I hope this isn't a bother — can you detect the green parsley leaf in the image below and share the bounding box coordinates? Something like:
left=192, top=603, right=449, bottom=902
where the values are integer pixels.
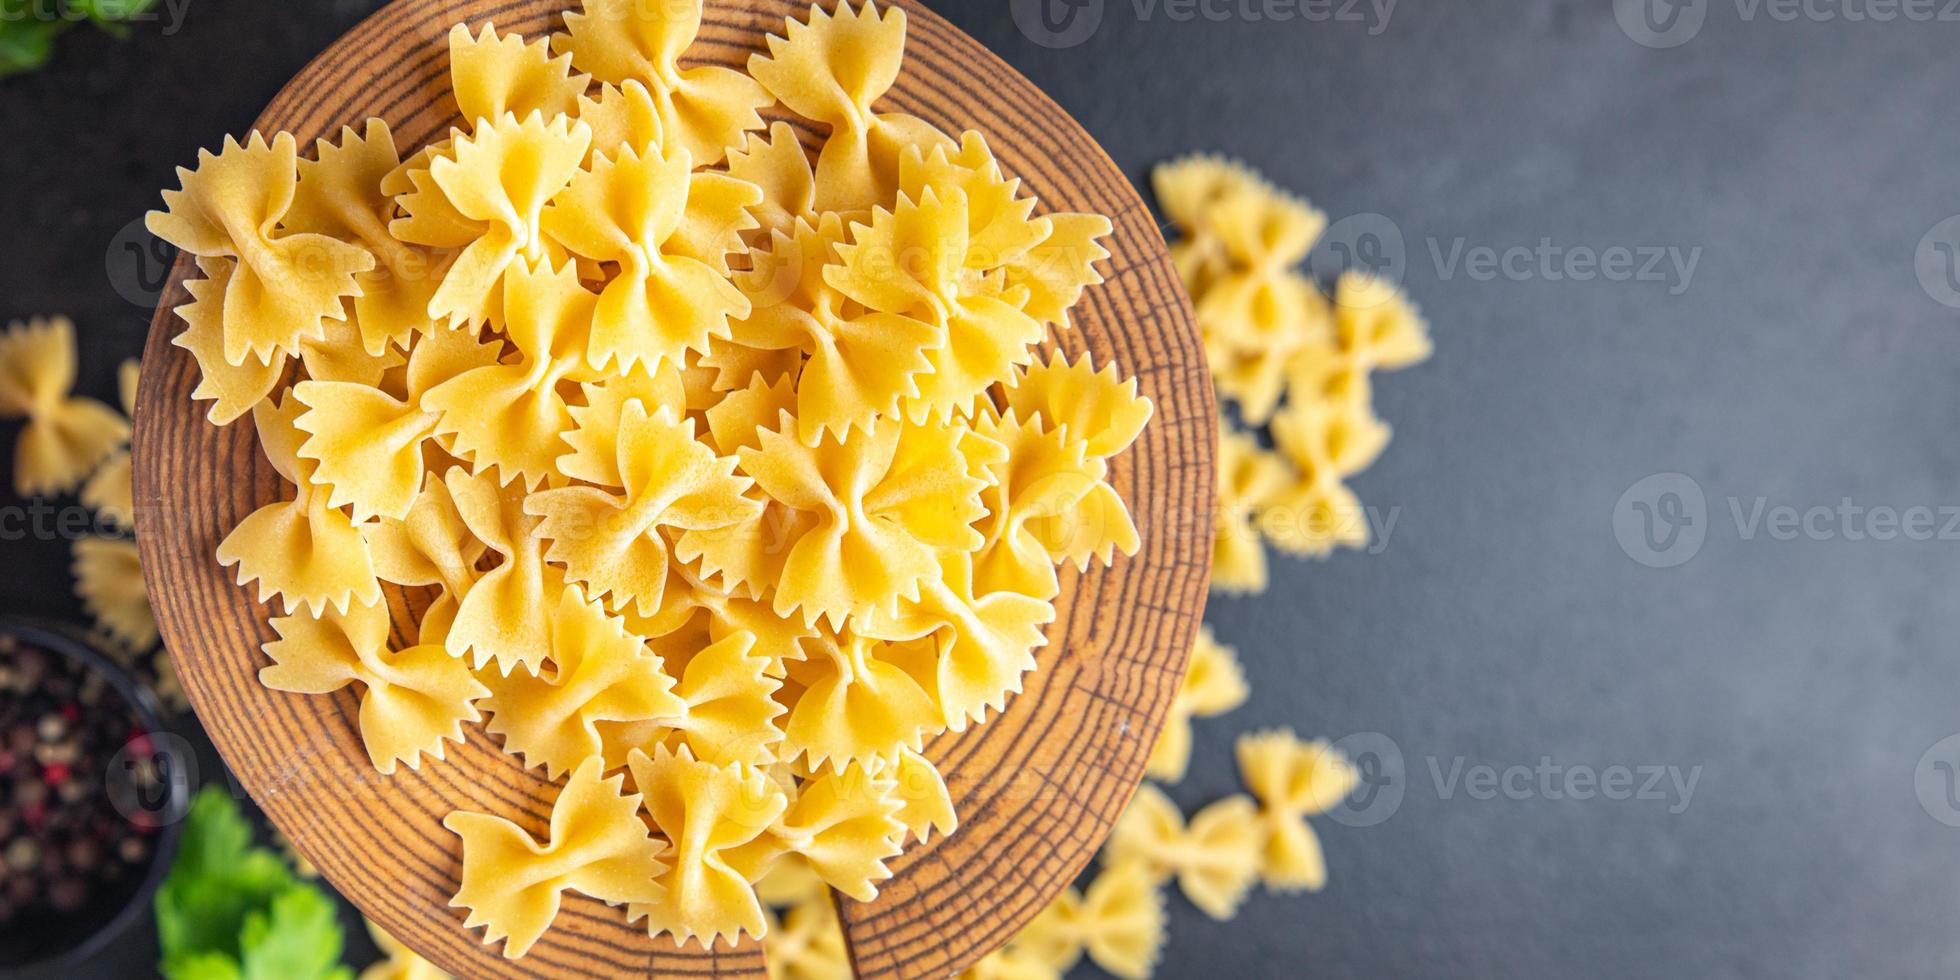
left=155, top=788, right=351, bottom=980
left=0, top=19, right=71, bottom=79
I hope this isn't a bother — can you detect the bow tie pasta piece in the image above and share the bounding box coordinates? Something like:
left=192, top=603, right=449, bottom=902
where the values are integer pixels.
left=857, top=551, right=1053, bottom=732
left=626, top=745, right=787, bottom=946
left=731, top=216, right=938, bottom=442
left=703, top=372, right=797, bottom=457
left=146, top=132, right=375, bottom=367
left=778, top=628, right=942, bottom=773
left=170, top=258, right=285, bottom=425
left=750, top=761, right=906, bottom=902
left=1208, top=287, right=1327, bottom=425
left=894, top=130, right=1114, bottom=330
left=72, top=537, right=157, bottom=653
left=1207, top=183, right=1325, bottom=274
left=261, top=598, right=489, bottom=773
left=725, top=122, right=817, bottom=239
left=294, top=323, right=500, bottom=522
left=1013, top=859, right=1167, bottom=980
left=962, top=944, right=1066, bottom=980
left=1002, top=212, right=1113, bottom=331
left=448, top=23, right=589, bottom=132
left=480, top=587, right=687, bottom=779
left=528, top=402, right=760, bottom=617
left=753, top=853, right=826, bottom=907
left=362, top=470, right=488, bottom=645
left=969, top=409, right=1108, bottom=601
left=1235, top=729, right=1358, bottom=891
left=1265, top=398, right=1390, bottom=558
left=215, top=394, right=382, bottom=616
left=79, top=359, right=141, bottom=529
left=554, top=0, right=770, bottom=166
left=409, top=113, right=592, bottom=328
left=0, top=317, right=130, bottom=497
left=762, top=898, right=850, bottom=980
left=446, top=756, right=669, bottom=959
left=716, top=412, right=986, bottom=627
left=557, top=363, right=687, bottom=487
left=443, top=466, right=567, bottom=674
left=1211, top=429, right=1292, bottom=595
left=896, top=132, right=1052, bottom=278
left=1150, top=154, right=1266, bottom=291
left=574, top=79, right=663, bottom=167
left=673, top=171, right=764, bottom=279
left=624, top=560, right=818, bottom=673
left=423, top=257, right=598, bottom=489
left=595, top=630, right=784, bottom=770
left=1105, top=785, right=1263, bottom=922
left=748, top=2, right=951, bottom=214
left=286, top=120, right=450, bottom=357
left=1146, top=627, right=1247, bottom=783
left=1005, top=353, right=1154, bottom=460
left=539, top=142, right=752, bottom=374
left=884, top=745, right=956, bottom=845
left=1284, top=269, right=1433, bottom=408
left=827, top=189, right=1046, bottom=421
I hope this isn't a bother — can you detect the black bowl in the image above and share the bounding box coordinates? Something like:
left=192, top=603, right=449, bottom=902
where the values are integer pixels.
left=0, top=619, right=188, bottom=970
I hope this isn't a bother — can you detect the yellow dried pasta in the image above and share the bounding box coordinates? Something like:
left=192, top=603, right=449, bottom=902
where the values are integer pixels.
left=445, top=756, right=669, bottom=959
left=147, top=0, right=1142, bottom=958
left=1235, top=729, right=1358, bottom=892
left=1146, top=627, right=1248, bottom=783
left=1105, top=784, right=1263, bottom=921
left=0, top=317, right=130, bottom=497
left=72, top=536, right=157, bottom=653
left=79, top=359, right=140, bottom=528
left=1153, top=155, right=1429, bottom=586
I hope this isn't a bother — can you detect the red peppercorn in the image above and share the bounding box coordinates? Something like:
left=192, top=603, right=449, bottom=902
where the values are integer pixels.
left=42, top=762, right=69, bottom=786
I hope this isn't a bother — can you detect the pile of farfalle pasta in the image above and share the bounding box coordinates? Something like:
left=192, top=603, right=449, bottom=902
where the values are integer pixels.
left=144, top=0, right=1147, bottom=960
left=1155, top=157, right=1432, bottom=592
left=957, top=162, right=1430, bottom=978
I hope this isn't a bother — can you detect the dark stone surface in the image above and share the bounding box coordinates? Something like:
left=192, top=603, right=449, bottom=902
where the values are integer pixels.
left=6, top=0, right=1960, bottom=976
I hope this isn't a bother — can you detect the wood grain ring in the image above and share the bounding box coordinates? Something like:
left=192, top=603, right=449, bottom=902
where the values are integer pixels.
left=131, top=0, right=1214, bottom=975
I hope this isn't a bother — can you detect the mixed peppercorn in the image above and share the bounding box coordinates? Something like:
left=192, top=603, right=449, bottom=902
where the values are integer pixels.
left=0, top=632, right=162, bottom=924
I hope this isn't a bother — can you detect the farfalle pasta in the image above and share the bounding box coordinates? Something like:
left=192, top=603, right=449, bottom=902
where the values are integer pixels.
left=145, top=0, right=1146, bottom=960
left=0, top=317, right=130, bottom=497
left=1104, top=784, right=1263, bottom=922
left=1152, top=155, right=1430, bottom=585
left=1145, top=627, right=1248, bottom=783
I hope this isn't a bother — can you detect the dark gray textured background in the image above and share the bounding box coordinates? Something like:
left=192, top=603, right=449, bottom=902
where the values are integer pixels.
left=5, top=0, right=1960, bottom=976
